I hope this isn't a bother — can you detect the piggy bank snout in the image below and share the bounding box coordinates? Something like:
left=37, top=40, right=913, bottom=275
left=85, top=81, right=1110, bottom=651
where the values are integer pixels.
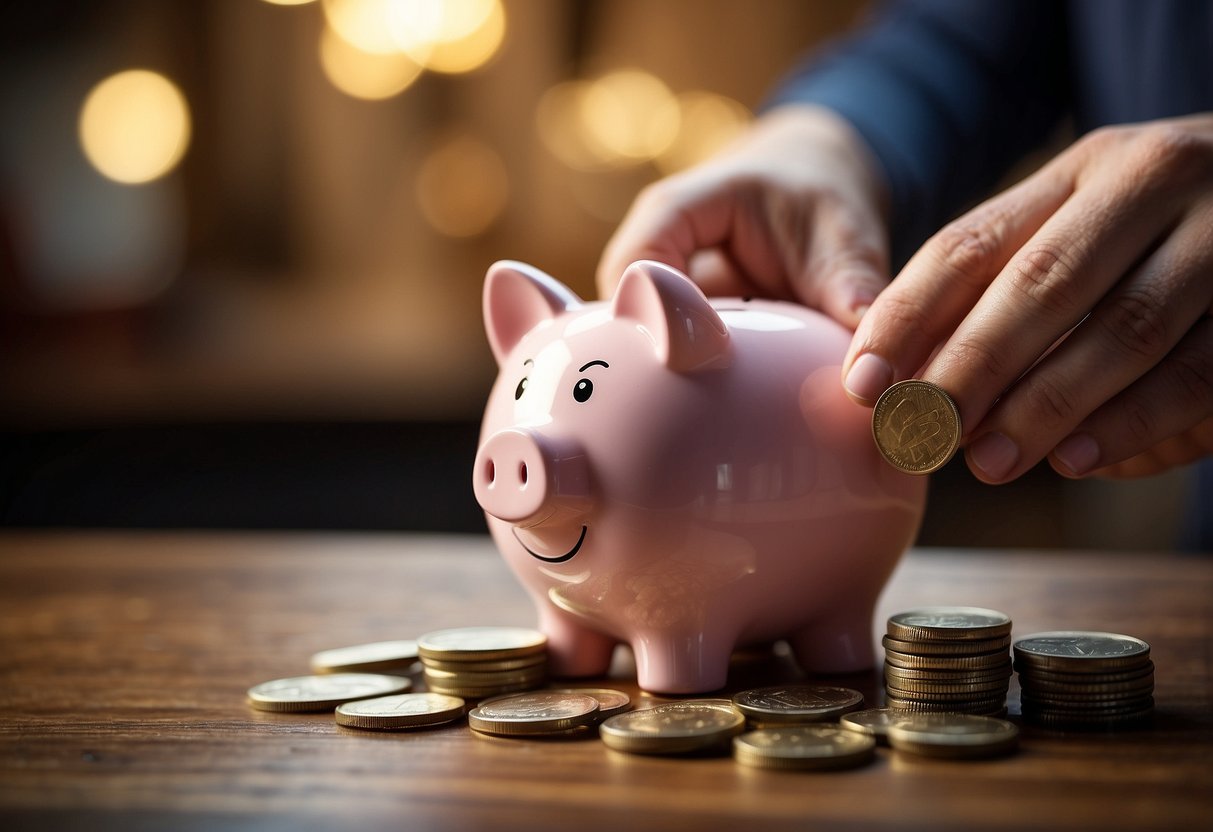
left=473, top=429, right=590, bottom=526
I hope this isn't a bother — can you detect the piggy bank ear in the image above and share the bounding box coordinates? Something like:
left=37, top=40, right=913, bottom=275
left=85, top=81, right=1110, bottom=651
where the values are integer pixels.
left=611, top=260, right=730, bottom=372
left=484, top=261, right=583, bottom=365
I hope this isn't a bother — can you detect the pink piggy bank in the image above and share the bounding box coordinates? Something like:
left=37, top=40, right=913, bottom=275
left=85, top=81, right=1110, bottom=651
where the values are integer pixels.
left=473, top=260, right=926, bottom=694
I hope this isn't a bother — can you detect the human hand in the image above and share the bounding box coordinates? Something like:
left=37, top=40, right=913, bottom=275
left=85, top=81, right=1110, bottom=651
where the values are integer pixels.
left=842, top=114, right=1213, bottom=483
left=596, top=106, right=890, bottom=329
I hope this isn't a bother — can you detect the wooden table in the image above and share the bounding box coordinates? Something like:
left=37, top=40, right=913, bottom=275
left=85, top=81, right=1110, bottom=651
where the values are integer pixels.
left=1, top=532, right=1210, bottom=831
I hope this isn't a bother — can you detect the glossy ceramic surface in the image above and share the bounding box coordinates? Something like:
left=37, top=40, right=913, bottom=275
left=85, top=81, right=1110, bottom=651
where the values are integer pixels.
left=474, top=260, right=926, bottom=693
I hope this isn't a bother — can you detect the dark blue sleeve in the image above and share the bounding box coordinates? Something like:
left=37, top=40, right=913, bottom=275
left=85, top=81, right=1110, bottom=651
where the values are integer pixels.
left=766, top=0, right=1070, bottom=267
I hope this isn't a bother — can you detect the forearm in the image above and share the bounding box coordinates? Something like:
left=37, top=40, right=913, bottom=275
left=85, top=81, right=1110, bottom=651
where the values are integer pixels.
left=767, top=0, right=1070, bottom=267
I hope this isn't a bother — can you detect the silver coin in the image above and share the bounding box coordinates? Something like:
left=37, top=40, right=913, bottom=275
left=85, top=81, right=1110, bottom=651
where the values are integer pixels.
left=732, top=685, right=864, bottom=724
left=247, top=673, right=411, bottom=712
left=1014, top=632, right=1150, bottom=672
left=839, top=708, right=898, bottom=744
left=888, top=607, right=1011, bottom=640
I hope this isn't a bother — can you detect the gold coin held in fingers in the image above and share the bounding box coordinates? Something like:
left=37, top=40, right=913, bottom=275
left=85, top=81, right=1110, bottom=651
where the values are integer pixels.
left=872, top=379, right=961, bottom=474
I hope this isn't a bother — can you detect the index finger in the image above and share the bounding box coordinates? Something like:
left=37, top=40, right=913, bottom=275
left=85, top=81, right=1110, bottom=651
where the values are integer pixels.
left=595, top=176, right=723, bottom=299
left=841, top=164, right=1074, bottom=405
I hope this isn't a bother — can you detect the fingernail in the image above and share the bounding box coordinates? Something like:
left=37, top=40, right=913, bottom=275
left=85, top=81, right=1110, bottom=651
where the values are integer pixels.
left=844, top=353, right=893, bottom=403
left=1053, top=433, right=1100, bottom=476
left=968, top=432, right=1019, bottom=482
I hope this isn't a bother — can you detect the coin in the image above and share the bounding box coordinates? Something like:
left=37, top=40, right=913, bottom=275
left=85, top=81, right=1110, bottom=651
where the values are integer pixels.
left=335, top=692, right=466, bottom=730
left=425, top=679, right=543, bottom=700
left=422, top=659, right=545, bottom=679
left=310, top=640, right=419, bottom=674
left=732, top=685, right=864, bottom=725
left=733, top=726, right=876, bottom=771
left=1013, top=661, right=1154, bottom=686
left=882, top=634, right=1011, bottom=656
left=1020, top=704, right=1154, bottom=727
left=888, top=607, right=1012, bottom=641
left=887, top=713, right=1019, bottom=758
left=247, top=673, right=411, bottom=713
left=1020, top=680, right=1155, bottom=702
left=423, top=665, right=548, bottom=685
left=871, top=379, right=961, bottom=474
left=884, top=663, right=1012, bottom=684
left=885, top=692, right=1008, bottom=714
left=466, top=691, right=599, bottom=736
left=1013, top=631, right=1150, bottom=672
left=884, top=650, right=1012, bottom=671
left=885, top=678, right=1011, bottom=697
left=547, top=688, right=632, bottom=720
left=839, top=708, right=897, bottom=744
left=417, top=626, right=547, bottom=662
left=600, top=700, right=746, bottom=755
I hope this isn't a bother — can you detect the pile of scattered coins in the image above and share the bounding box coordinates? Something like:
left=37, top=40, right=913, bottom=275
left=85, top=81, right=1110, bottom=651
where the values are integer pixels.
left=1014, top=631, right=1155, bottom=727
left=882, top=607, right=1013, bottom=716
left=245, top=625, right=1043, bottom=771
left=245, top=611, right=1159, bottom=773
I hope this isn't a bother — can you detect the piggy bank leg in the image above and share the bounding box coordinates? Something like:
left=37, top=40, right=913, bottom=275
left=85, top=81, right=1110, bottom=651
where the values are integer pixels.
left=631, top=631, right=733, bottom=694
left=537, top=607, right=617, bottom=678
left=790, top=609, right=876, bottom=674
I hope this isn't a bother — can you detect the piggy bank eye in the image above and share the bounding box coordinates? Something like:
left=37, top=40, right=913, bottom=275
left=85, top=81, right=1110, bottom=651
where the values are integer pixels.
left=514, top=377, right=528, bottom=400
left=573, top=378, right=593, bottom=403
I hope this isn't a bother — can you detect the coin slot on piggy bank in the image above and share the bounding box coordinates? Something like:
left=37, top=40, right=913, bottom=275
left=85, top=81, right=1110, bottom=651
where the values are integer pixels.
left=474, top=259, right=927, bottom=694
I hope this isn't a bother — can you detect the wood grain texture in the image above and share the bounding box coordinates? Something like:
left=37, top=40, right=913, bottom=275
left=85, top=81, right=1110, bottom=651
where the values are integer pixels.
left=0, top=532, right=1210, bottom=831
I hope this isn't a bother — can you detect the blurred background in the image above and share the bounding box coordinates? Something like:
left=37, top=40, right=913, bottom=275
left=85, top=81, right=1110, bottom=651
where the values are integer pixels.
left=0, top=0, right=1206, bottom=548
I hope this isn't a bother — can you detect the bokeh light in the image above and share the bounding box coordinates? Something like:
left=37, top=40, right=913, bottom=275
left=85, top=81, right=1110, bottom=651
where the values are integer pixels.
left=260, top=0, right=318, bottom=6
left=78, top=69, right=192, bottom=185
left=416, top=134, right=509, bottom=237
left=322, top=0, right=404, bottom=54
left=322, top=0, right=504, bottom=66
left=539, top=71, right=729, bottom=173
left=578, top=70, right=680, bottom=163
left=319, top=24, right=425, bottom=99
left=420, top=0, right=506, bottom=74
left=656, top=91, right=751, bottom=174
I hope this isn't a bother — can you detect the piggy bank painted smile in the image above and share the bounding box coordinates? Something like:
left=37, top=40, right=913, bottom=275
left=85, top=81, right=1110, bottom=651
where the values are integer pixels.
left=473, top=260, right=926, bottom=694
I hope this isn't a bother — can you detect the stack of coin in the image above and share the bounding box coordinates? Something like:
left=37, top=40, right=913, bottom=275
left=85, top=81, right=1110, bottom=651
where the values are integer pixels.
left=417, top=626, right=548, bottom=699
left=883, top=607, right=1013, bottom=716
left=1014, top=631, right=1154, bottom=727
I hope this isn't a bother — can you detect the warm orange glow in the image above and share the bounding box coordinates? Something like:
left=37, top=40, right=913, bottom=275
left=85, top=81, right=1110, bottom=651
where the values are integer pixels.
left=578, top=70, right=680, bottom=163
left=536, top=80, right=611, bottom=171
left=656, top=91, right=751, bottom=174
left=322, top=0, right=405, bottom=54
left=420, top=0, right=505, bottom=74
left=416, top=134, right=509, bottom=237
left=261, top=0, right=317, bottom=6
left=79, top=69, right=191, bottom=185
left=319, top=24, right=425, bottom=99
